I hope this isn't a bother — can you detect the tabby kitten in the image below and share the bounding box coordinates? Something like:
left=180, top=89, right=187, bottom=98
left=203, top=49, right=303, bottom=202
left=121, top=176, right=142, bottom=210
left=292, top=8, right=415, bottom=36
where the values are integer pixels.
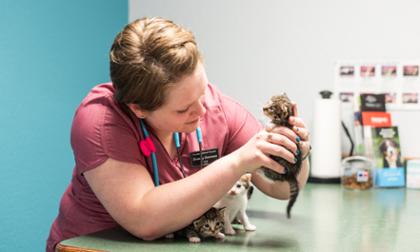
left=262, top=94, right=302, bottom=218
left=167, top=207, right=226, bottom=243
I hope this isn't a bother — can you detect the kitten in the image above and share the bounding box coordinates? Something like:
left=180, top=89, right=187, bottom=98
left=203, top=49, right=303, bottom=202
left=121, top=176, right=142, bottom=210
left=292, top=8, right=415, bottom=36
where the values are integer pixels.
left=262, top=94, right=302, bottom=219
left=166, top=207, right=226, bottom=243
left=214, top=174, right=256, bottom=235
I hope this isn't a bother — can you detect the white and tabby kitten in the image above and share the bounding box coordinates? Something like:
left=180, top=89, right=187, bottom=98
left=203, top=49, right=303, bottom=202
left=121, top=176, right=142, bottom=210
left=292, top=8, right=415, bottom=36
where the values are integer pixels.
left=166, top=207, right=225, bottom=243
left=214, top=174, right=256, bottom=235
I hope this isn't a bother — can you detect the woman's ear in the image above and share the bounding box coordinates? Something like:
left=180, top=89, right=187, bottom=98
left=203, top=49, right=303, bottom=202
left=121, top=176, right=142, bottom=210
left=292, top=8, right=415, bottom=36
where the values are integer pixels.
left=127, top=103, right=147, bottom=119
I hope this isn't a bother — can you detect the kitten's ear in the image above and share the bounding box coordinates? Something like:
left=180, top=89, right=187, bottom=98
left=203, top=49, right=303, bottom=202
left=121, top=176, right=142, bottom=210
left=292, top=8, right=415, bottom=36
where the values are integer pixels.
left=193, top=219, right=202, bottom=229
left=243, top=173, right=252, bottom=183
left=217, top=207, right=226, bottom=216
left=292, top=102, right=298, bottom=116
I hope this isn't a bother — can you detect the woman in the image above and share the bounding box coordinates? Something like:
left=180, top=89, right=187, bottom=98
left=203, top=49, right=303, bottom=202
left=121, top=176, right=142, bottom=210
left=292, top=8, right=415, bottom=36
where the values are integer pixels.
left=47, top=17, right=311, bottom=251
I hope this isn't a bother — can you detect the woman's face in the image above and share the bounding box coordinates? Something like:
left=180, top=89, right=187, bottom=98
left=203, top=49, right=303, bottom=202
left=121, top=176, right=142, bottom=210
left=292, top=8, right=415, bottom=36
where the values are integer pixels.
left=143, top=62, right=208, bottom=135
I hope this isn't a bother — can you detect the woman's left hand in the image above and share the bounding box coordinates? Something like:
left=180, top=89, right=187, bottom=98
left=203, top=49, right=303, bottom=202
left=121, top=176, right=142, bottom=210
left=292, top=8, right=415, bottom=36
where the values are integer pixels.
left=288, top=103, right=311, bottom=160
left=253, top=103, right=311, bottom=199
left=264, top=103, right=311, bottom=162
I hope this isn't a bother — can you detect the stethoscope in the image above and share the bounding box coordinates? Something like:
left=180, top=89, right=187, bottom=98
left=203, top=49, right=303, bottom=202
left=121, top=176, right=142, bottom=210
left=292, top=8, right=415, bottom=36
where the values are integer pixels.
left=139, top=119, right=203, bottom=186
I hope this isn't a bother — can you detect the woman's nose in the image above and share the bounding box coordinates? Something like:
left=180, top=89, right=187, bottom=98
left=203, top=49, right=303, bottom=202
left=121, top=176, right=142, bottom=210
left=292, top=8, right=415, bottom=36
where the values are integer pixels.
left=193, top=100, right=206, bottom=116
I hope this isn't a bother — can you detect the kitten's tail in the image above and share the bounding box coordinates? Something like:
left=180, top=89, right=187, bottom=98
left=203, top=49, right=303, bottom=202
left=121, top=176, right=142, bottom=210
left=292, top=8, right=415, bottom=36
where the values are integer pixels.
left=286, top=177, right=299, bottom=219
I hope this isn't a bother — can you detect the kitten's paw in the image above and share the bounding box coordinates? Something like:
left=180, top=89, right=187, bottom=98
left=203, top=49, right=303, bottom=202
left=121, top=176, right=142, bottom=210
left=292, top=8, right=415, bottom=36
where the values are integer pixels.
left=165, top=233, right=174, bottom=239
left=224, top=227, right=236, bottom=235
left=215, top=232, right=225, bottom=240
left=188, top=237, right=201, bottom=243
left=244, top=224, right=256, bottom=231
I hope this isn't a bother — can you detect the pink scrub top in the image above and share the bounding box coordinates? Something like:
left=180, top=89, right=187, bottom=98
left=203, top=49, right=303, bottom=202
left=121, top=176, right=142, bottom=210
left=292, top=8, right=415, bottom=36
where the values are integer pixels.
left=46, top=82, right=262, bottom=251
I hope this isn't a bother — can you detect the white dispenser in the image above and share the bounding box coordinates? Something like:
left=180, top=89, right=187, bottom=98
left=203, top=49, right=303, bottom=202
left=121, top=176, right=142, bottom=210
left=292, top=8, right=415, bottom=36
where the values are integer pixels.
left=309, top=90, right=342, bottom=183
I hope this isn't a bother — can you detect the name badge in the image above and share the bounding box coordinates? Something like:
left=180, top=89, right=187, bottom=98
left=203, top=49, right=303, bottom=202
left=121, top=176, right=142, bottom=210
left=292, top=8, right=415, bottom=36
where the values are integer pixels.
left=190, top=148, right=219, bottom=168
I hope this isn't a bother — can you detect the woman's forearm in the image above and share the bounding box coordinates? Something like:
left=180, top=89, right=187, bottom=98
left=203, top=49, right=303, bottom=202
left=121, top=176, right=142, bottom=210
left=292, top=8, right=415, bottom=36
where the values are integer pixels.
left=134, top=154, right=244, bottom=239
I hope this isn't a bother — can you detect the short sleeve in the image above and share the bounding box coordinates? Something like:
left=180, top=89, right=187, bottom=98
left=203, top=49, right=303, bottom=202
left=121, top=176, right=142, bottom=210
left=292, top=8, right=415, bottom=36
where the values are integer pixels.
left=221, top=95, right=263, bottom=154
left=71, top=96, right=142, bottom=175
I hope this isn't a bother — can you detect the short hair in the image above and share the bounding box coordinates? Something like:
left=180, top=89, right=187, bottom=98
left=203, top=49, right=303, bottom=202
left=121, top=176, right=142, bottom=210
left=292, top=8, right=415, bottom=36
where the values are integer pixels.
left=110, top=17, right=202, bottom=111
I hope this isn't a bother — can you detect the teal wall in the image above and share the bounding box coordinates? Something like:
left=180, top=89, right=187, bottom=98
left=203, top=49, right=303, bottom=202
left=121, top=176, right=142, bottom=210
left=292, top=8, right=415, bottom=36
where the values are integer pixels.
left=0, top=1, right=127, bottom=250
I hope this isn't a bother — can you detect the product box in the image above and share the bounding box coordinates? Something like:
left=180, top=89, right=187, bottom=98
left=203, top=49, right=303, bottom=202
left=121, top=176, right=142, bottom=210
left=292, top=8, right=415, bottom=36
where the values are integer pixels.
left=371, top=126, right=405, bottom=187
left=361, top=111, right=392, bottom=127
left=361, top=112, right=392, bottom=159
left=360, top=93, right=386, bottom=112
left=407, top=160, right=420, bottom=189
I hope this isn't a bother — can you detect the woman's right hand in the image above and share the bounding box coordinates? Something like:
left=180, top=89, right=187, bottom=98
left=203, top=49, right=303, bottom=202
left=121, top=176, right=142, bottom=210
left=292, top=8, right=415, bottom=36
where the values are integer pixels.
left=233, top=126, right=300, bottom=174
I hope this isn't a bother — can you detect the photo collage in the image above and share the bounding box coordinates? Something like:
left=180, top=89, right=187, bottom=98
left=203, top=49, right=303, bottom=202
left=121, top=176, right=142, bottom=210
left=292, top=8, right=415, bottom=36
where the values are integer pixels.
left=335, top=61, right=420, bottom=110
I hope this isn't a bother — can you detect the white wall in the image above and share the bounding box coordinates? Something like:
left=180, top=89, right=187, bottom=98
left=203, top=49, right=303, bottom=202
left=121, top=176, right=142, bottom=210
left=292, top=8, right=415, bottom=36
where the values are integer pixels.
left=129, top=0, right=420, bottom=158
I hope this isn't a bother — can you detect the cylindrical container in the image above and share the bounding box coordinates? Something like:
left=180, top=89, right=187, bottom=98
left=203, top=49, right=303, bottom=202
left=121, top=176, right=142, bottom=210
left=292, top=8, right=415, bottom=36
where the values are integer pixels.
left=341, top=156, right=373, bottom=190
left=310, top=90, right=342, bottom=182
left=407, top=159, right=420, bottom=189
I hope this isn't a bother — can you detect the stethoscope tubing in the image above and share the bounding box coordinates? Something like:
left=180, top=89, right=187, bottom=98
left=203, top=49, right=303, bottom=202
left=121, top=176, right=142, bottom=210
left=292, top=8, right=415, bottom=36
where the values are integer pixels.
left=139, top=119, right=202, bottom=186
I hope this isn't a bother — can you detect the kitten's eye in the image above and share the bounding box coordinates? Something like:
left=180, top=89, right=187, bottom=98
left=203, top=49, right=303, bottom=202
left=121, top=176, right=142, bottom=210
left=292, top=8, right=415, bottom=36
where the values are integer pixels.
left=216, top=222, right=221, bottom=226
left=204, top=224, right=210, bottom=228
left=236, top=184, right=242, bottom=188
